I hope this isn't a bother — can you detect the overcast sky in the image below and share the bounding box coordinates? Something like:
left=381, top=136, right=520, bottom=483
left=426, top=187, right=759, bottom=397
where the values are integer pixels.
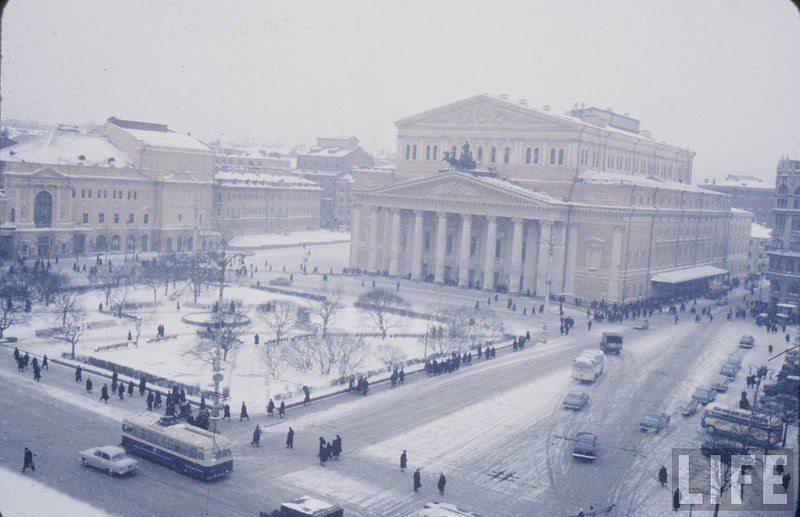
left=1, top=0, right=798, bottom=182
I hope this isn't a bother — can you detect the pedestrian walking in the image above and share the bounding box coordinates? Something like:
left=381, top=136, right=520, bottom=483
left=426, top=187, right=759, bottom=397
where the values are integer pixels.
left=86, top=378, right=93, bottom=393
left=279, top=401, right=286, bottom=418
left=128, top=381, right=134, bottom=397
left=22, top=447, right=36, bottom=473
left=267, top=398, right=275, bottom=417
left=33, top=365, right=41, bottom=382
left=782, top=473, right=791, bottom=493
left=42, top=355, right=49, bottom=371
left=100, top=384, right=109, bottom=403
left=223, top=403, right=231, bottom=420
left=139, top=378, right=146, bottom=396
left=254, top=333, right=260, bottom=345
left=399, top=369, right=405, bottom=384
left=154, top=391, right=162, bottom=409
left=240, top=402, right=249, bottom=421
left=286, top=427, right=294, bottom=449
left=13, top=347, right=19, bottom=362
left=658, top=465, right=668, bottom=487
left=413, top=468, right=422, bottom=492
left=400, top=450, right=407, bottom=471
left=75, top=366, right=82, bottom=383
left=252, top=425, right=262, bottom=447
left=303, top=385, right=311, bottom=405
left=673, top=489, right=681, bottom=511
left=333, top=435, right=342, bottom=460
left=437, top=473, right=446, bottom=495
left=118, top=383, right=125, bottom=401
left=146, top=391, right=154, bottom=411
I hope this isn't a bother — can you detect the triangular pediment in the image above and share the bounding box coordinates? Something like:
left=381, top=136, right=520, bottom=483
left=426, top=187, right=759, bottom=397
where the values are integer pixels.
left=395, top=95, right=577, bottom=131
left=367, top=172, right=562, bottom=207
left=31, top=166, right=67, bottom=178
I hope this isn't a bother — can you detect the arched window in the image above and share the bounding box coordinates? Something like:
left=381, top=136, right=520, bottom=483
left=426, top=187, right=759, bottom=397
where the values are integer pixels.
left=525, top=148, right=531, bottom=164
left=405, top=145, right=411, bottom=160
left=433, top=146, right=438, bottom=160
left=9, top=208, right=15, bottom=223
left=111, top=235, right=121, bottom=251
left=141, top=235, right=148, bottom=252
left=490, top=147, right=496, bottom=163
left=533, top=148, right=539, bottom=164
left=477, top=147, right=483, bottom=162
left=34, top=190, right=53, bottom=228
left=558, top=149, right=565, bottom=165
left=425, top=146, right=431, bottom=160
left=503, top=148, right=510, bottom=164
left=549, top=148, right=556, bottom=165
left=778, top=185, right=788, bottom=208
left=412, top=145, right=418, bottom=160
left=166, top=237, right=173, bottom=251
left=126, top=235, right=135, bottom=250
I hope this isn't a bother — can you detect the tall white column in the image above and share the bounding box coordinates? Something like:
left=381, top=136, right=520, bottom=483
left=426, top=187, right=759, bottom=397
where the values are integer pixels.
left=509, top=218, right=524, bottom=293
left=458, top=214, right=472, bottom=286
left=411, top=210, right=425, bottom=280
left=536, top=219, right=553, bottom=295
left=434, top=212, right=448, bottom=283
left=349, top=205, right=362, bottom=269
left=551, top=222, right=566, bottom=295
left=522, top=223, right=539, bottom=294
left=388, top=209, right=402, bottom=276
left=483, top=216, right=497, bottom=289
left=367, top=207, right=379, bottom=272
left=564, top=223, right=579, bottom=296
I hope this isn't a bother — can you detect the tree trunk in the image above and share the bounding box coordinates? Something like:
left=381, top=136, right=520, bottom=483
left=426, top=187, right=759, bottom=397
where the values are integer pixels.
left=71, top=342, right=76, bottom=360
left=223, top=347, right=229, bottom=361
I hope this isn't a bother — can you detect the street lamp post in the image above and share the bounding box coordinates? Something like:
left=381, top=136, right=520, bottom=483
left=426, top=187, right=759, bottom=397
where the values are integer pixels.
left=540, top=219, right=556, bottom=343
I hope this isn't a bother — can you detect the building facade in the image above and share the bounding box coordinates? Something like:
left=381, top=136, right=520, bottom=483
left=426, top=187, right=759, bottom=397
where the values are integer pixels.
left=296, top=137, right=374, bottom=172
left=699, top=174, right=774, bottom=228
left=213, top=172, right=321, bottom=237
left=748, top=223, right=771, bottom=277
left=0, top=118, right=221, bottom=258
left=350, top=95, right=751, bottom=302
left=294, top=170, right=353, bottom=229
left=767, top=158, right=800, bottom=302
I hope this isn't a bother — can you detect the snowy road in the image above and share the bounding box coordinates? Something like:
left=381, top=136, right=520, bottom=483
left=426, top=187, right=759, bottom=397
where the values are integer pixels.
left=0, top=288, right=797, bottom=516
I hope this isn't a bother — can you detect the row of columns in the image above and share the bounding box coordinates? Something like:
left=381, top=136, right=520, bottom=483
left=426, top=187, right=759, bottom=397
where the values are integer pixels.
left=352, top=205, right=572, bottom=294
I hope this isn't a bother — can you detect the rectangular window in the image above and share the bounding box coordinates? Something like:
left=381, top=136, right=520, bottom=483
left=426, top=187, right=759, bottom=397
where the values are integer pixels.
left=412, top=145, right=418, bottom=160
left=81, top=189, right=85, bottom=198
left=113, top=191, right=117, bottom=199
left=114, top=213, right=120, bottom=224
left=178, top=213, right=182, bottom=222
left=134, top=191, right=137, bottom=200
left=143, top=214, right=149, bottom=224
left=405, top=145, right=410, bottom=160
left=128, top=213, right=134, bottom=224
left=82, top=213, right=89, bottom=224
left=88, top=190, right=92, bottom=198
left=99, top=213, right=105, bottom=223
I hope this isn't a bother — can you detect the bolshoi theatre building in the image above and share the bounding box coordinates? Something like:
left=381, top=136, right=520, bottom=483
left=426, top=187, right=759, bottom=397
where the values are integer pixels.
left=349, top=94, right=751, bottom=302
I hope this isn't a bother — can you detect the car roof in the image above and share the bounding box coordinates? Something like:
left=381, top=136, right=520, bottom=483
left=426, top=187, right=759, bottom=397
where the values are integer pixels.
left=566, top=390, right=586, bottom=397
left=644, top=410, right=663, bottom=417
left=576, top=431, right=596, bottom=439
left=96, top=445, right=126, bottom=455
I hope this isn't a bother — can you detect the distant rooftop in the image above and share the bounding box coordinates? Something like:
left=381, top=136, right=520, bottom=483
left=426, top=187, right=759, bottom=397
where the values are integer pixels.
left=107, top=117, right=170, bottom=132
left=701, top=174, right=772, bottom=190
left=215, top=171, right=321, bottom=189
left=0, top=128, right=132, bottom=167
left=751, top=222, right=772, bottom=240
left=579, top=169, right=707, bottom=193
left=107, top=117, right=211, bottom=152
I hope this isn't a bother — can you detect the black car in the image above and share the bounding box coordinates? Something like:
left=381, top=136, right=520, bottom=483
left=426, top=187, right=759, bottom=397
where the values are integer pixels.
left=572, top=432, right=597, bottom=461
left=700, top=437, right=750, bottom=465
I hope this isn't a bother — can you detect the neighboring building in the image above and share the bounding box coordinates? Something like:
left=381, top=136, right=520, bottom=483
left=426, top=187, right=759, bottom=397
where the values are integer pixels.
left=699, top=174, right=774, bottom=227
left=0, top=117, right=221, bottom=258
left=767, top=158, right=800, bottom=302
left=350, top=95, right=751, bottom=302
left=296, top=137, right=374, bottom=172
left=213, top=171, right=321, bottom=237
left=748, top=222, right=771, bottom=277
left=295, top=170, right=353, bottom=229
left=214, top=147, right=293, bottom=170
left=393, top=94, right=695, bottom=188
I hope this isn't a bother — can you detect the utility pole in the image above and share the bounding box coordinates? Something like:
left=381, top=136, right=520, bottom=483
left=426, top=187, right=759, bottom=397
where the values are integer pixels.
left=540, top=219, right=556, bottom=343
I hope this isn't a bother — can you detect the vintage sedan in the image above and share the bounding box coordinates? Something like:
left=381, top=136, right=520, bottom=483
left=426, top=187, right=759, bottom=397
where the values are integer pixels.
left=572, top=432, right=598, bottom=461
left=79, top=446, right=139, bottom=476
left=563, top=390, right=590, bottom=410
left=639, top=410, right=670, bottom=433
left=692, top=386, right=717, bottom=405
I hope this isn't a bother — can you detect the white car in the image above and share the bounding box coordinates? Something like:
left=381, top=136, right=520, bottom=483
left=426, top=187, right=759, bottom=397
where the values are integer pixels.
left=79, top=446, right=139, bottom=476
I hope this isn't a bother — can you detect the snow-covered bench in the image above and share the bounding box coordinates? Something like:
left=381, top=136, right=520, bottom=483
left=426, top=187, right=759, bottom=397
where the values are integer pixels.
left=95, top=342, right=129, bottom=353
left=146, top=334, right=178, bottom=344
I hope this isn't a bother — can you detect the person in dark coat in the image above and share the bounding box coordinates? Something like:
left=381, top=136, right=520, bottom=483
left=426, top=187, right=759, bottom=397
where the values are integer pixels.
left=42, top=355, right=49, bottom=371
left=782, top=472, right=791, bottom=493
left=252, top=425, right=262, bottom=447
left=333, top=435, right=342, bottom=459
left=399, top=369, right=405, bottom=384
left=154, top=391, right=162, bottom=409
left=254, top=333, right=260, bottom=345
left=413, top=468, right=421, bottom=492
left=146, top=391, right=154, bottom=411
left=179, top=388, right=186, bottom=402
left=319, top=437, right=327, bottom=466
left=139, top=378, right=146, bottom=396
left=400, top=450, right=407, bottom=471
left=223, top=403, right=231, bottom=420
left=33, top=364, right=41, bottom=382
left=118, top=383, right=125, bottom=401
left=673, top=488, right=681, bottom=511
left=86, top=378, right=93, bottom=393
left=111, top=370, right=118, bottom=386
left=303, top=385, right=311, bottom=405
left=240, top=402, right=249, bottom=421
left=128, top=381, right=134, bottom=397
left=658, top=465, right=668, bottom=487
left=111, top=377, right=118, bottom=394
left=286, top=427, right=294, bottom=449
left=267, top=398, right=275, bottom=417
left=199, top=396, right=206, bottom=412
left=279, top=401, right=286, bottom=418
left=100, top=384, right=109, bottom=403
left=22, top=447, right=35, bottom=473
left=437, top=473, right=446, bottom=495
left=13, top=347, right=19, bottom=362
left=75, top=366, right=82, bottom=383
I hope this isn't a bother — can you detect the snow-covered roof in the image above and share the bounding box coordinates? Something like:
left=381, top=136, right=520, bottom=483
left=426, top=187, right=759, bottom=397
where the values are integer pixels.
left=120, top=127, right=211, bottom=152
left=651, top=265, right=728, bottom=284
left=480, top=175, right=565, bottom=204
left=578, top=169, right=707, bottom=193
left=215, top=171, right=321, bottom=189
left=703, top=175, right=773, bottom=190
left=297, top=146, right=358, bottom=158
left=751, top=222, right=772, bottom=240
left=282, top=496, right=341, bottom=515
left=0, top=129, right=132, bottom=167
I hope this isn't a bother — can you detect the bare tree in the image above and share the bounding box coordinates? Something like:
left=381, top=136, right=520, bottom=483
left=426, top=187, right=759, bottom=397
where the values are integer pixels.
left=51, top=305, right=86, bottom=359
left=261, top=343, right=288, bottom=380
left=329, top=334, right=366, bottom=376
left=185, top=309, right=249, bottom=363
left=0, top=276, right=30, bottom=338
left=309, top=288, right=344, bottom=337
left=258, top=300, right=298, bottom=346
left=34, top=271, right=70, bottom=306
left=374, top=342, right=406, bottom=371
left=284, top=337, right=317, bottom=372
left=357, top=288, right=409, bottom=339
left=186, top=257, right=215, bottom=303
left=52, top=290, right=79, bottom=327
left=131, top=306, right=156, bottom=347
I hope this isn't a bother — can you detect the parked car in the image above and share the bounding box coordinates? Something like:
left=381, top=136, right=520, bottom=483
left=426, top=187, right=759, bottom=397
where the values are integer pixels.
left=739, top=335, right=755, bottom=349
left=563, top=390, right=589, bottom=410
left=600, top=332, right=623, bottom=354
left=79, top=446, right=139, bottom=476
left=269, top=277, right=292, bottom=287
left=633, top=320, right=650, bottom=330
left=639, top=410, right=670, bottom=433
left=572, top=432, right=598, bottom=461
left=692, top=386, right=717, bottom=405
left=712, top=376, right=731, bottom=392
left=700, top=437, right=750, bottom=465
left=719, top=363, right=738, bottom=379
left=681, top=400, right=700, bottom=417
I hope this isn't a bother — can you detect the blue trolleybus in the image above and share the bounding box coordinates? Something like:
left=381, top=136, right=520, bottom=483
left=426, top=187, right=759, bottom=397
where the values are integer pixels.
left=121, top=412, right=233, bottom=480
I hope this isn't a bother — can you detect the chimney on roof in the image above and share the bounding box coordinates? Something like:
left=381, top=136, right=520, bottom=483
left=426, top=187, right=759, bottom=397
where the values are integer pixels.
left=542, top=105, right=550, bottom=112
left=518, top=99, right=528, bottom=106
left=499, top=94, right=509, bottom=101
left=640, top=129, right=653, bottom=139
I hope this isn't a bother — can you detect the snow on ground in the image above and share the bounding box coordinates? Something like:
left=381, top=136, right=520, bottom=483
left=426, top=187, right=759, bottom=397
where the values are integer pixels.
left=0, top=465, right=110, bottom=517
left=228, top=229, right=349, bottom=249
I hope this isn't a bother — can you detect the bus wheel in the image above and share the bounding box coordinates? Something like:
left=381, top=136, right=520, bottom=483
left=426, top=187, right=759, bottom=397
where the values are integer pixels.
left=173, top=460, right=184, bottom=474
